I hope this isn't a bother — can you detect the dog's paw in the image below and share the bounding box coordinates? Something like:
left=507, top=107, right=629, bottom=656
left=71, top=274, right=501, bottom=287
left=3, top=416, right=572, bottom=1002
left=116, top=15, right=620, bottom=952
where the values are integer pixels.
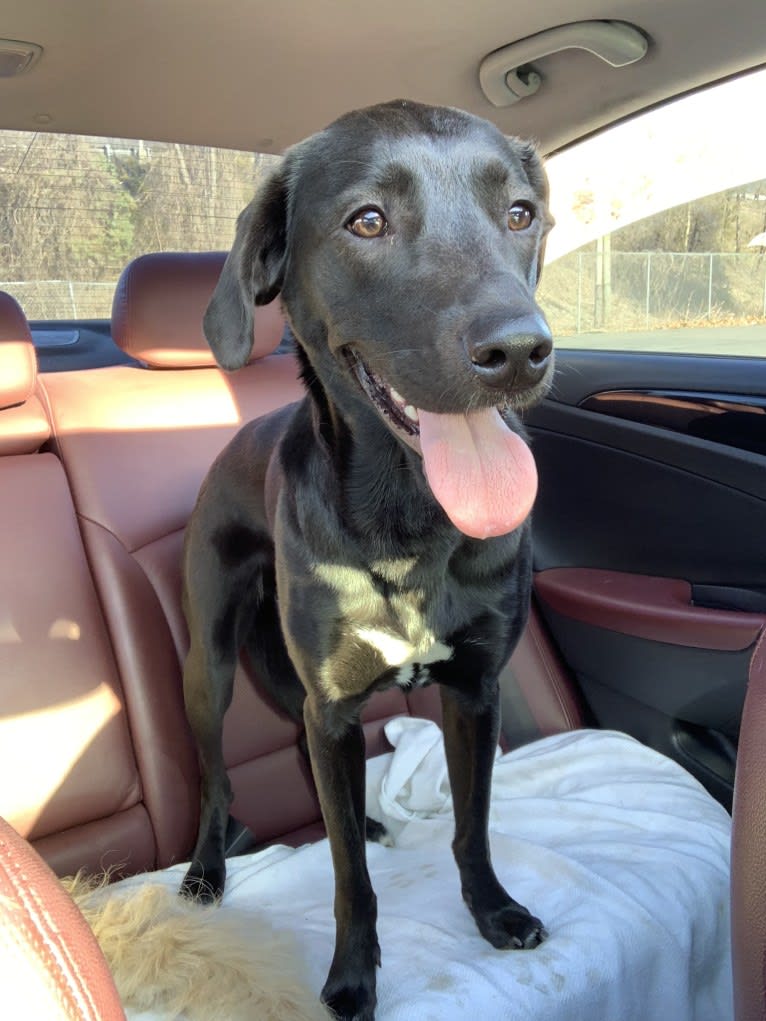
left=364, top=816, right=393, bottom=847
left=475, top=902, right=548, bottom=950
left=321, top=937, right=380, bottom=1021
left=179, top=863, right=225, bottom=904
left=321, top=980, right=377, bottom=1021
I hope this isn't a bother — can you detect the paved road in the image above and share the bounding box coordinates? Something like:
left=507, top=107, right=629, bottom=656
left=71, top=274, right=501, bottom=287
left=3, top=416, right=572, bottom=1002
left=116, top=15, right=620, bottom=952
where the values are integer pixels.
left=556, top=324, right=766, bottom=357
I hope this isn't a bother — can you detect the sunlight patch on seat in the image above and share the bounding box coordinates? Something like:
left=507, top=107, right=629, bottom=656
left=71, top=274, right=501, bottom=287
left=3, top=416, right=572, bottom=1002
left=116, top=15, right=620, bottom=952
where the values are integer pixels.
left=0, top=681, right=122, bottom=836
left=48, top=618, right=81, bottom=640
left=42, top=369, right=242, bottom=433
left=0, top=618, right=21, bottom=644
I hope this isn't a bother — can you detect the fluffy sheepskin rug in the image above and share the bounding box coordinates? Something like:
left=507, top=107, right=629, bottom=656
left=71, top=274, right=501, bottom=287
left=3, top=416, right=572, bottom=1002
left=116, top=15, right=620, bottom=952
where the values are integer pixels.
left=62, top=873, right=333, bottom=1021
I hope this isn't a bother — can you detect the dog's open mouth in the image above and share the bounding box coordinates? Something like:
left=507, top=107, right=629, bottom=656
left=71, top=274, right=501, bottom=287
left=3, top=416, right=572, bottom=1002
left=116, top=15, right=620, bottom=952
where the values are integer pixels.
left=345, top=350, right=421, bottom=439
left=345, top=348, right=539, bottom=541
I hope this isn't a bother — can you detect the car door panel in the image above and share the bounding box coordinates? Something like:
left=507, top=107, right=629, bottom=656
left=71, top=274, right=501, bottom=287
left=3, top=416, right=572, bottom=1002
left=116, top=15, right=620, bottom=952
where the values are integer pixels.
left=535, top=568, right=765, bottom=650
left=580, top=390, right=766, bottom=457
left=525, top=350, right=766, bottom=807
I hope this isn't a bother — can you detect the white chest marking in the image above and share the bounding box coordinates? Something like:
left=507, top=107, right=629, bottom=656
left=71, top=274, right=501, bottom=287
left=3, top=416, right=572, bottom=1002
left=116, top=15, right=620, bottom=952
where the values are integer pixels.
left=353, top=626, right=453, bottom=687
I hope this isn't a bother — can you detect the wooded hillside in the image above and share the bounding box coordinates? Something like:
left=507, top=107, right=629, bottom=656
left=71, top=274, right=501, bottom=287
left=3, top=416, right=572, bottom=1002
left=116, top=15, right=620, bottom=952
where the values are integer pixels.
left=0, top=130, right=278, bottom=284
left=1, top=128, right=764, bottom=333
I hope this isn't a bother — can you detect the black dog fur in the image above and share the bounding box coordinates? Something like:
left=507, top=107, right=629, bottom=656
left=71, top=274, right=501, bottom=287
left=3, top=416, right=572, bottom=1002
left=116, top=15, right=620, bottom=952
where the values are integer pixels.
left=180, top=99, right=555, bottom=1021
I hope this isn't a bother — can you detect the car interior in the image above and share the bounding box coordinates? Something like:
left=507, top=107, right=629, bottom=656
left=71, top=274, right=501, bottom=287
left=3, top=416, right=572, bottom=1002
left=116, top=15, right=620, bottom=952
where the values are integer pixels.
left=0, top=1, right=764, bottom=1019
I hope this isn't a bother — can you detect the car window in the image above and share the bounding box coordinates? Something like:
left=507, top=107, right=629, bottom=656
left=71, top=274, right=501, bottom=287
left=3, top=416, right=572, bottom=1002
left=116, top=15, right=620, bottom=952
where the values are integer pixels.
left=0, top=133, right=279, bottom=319
left=540, top=67, right=766, bottom=357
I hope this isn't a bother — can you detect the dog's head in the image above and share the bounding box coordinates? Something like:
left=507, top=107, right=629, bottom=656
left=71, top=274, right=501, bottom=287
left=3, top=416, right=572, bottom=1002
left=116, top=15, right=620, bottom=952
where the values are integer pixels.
left=205, top=100, right=555, bottom=538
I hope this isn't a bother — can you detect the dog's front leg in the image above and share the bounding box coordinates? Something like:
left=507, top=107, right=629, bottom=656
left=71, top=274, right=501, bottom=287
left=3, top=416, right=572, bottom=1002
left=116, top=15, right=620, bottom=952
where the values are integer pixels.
left=304, top=694, right=380, bottom=1021
left=440, top=684, right=547, bottom=949
left=180, top=635, right=235, bottom=902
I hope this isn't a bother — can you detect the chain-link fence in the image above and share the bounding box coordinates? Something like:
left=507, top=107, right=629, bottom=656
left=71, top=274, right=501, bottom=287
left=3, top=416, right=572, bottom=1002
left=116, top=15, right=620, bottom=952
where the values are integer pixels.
left=0, top=280, right=115, bottom=319
left=540, top=250, right=766, bottom=336
left=5, top=251, right=766, bottom=329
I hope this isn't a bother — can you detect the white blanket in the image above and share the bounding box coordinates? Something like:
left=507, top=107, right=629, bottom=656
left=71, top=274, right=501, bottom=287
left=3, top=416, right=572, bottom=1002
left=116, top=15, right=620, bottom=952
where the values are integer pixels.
left=127, top=721, right=733, bottom=1021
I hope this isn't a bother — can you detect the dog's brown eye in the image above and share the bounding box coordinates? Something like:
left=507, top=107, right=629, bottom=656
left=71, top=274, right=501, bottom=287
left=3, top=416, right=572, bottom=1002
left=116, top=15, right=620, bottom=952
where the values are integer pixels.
left=507, top=202, right=534, bottom=231
left=347, top=208, right=388, bottom=238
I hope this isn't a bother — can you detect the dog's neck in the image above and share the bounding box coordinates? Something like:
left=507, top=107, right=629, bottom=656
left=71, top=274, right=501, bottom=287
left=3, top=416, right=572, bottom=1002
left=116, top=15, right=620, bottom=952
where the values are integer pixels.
left=296, top=345, right=453, bottom=554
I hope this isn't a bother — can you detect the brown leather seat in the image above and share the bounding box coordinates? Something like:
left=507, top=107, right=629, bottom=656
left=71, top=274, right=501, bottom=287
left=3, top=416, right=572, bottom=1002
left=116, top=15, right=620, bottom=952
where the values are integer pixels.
left=731, top=630, right=766, bottom=1021
left=0, top=814, right=125, bottom=1021
left=39, top=254, right=310, bottom=865
left=0, top=290, right=48, bottom=456
left=39, top=254, right=503, bottom=863
left=0, top=251, right=580, bottom=873
left=0, top=292, right=153, bottom=878
left=6, top=274, right=737, bottom=1017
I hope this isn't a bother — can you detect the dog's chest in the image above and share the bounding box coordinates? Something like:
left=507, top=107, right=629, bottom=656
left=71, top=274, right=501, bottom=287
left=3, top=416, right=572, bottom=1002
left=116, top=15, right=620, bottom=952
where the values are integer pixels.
left=343, top=572, right=463, bottom=695
left=352, top=625, right=452, bottom=690
left=312, top=553, right=489, bottom=701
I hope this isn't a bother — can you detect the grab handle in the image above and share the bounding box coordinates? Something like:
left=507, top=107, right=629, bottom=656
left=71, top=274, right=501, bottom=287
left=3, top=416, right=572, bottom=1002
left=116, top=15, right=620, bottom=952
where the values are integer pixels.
left=479, top=21, right=648, bottom=107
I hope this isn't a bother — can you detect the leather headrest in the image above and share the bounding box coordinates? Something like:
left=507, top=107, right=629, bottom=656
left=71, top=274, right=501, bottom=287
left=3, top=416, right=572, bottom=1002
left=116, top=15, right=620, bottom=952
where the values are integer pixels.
left=111, top=252, right=285, bottom=368
left=0, top=292, right=49, bottom=455
left=0, top=292, right=37, bottom=411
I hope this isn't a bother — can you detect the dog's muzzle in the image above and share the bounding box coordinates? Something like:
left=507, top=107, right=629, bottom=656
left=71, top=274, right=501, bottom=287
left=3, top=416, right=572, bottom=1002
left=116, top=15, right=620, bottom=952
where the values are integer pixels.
left=464, top=312, right=552, bottom=391
left=343, top=344, right=541, bottom=541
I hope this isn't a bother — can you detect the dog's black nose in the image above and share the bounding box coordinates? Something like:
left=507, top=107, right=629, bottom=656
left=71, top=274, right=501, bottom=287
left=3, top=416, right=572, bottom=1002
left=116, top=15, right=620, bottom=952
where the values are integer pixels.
left=466, top=314, right=552, bottom=390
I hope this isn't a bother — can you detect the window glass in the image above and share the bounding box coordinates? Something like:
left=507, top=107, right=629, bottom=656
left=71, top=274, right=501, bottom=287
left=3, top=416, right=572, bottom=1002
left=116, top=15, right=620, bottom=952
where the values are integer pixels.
left=0, top=133, right=278, bottom=318
left=540, top=68, right=766, bottom=356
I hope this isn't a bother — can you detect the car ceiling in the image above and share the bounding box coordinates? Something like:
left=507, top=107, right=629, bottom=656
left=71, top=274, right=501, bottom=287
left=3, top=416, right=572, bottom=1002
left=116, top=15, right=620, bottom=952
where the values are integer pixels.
left=1, top=0, right=765, bottom=155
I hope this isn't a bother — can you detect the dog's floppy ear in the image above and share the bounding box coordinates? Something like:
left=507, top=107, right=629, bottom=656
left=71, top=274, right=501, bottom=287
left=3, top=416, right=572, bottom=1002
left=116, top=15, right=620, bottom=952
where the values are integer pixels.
left=203, top=163, right=290, bottom=370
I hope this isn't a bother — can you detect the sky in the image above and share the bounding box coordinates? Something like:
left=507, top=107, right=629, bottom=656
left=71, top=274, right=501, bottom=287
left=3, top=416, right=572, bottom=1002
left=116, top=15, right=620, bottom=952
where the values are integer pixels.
left=544, top=67, right=766, bottom=261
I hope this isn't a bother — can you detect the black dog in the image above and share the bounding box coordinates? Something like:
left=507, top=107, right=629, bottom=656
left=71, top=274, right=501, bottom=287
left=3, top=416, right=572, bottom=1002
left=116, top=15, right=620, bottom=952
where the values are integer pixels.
left=181, top=99, right=554, bottom=1021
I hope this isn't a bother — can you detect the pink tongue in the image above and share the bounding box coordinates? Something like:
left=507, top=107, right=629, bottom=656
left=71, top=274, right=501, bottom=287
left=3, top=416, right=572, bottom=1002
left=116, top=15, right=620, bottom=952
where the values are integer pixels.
left=417, top=407, right=537, bottom=539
